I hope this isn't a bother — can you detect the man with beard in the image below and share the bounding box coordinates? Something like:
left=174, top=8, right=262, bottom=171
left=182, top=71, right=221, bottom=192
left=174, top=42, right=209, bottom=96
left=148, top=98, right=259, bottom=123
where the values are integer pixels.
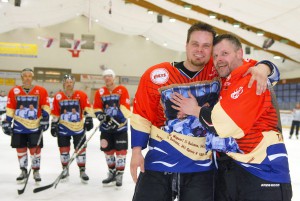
left=2, top=68, right=50, bottom=183
left=170, top=33, right=292, bottom=201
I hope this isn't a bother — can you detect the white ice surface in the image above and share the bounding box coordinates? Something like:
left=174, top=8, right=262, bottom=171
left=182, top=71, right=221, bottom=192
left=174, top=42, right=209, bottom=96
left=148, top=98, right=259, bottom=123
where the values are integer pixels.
left=0, top=120, right=298, bottom=200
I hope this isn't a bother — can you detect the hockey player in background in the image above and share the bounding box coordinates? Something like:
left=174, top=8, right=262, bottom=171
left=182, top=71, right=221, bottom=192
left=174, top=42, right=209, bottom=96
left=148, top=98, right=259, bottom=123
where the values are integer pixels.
left=50, top=74, right=95, bottom=183
left=170, top=33, right=292, bottom=201
left=93, top=69, right=131, bottom=187
left=0, top=90, right=8, bottom=123
left=48, top=91, right=54, bottom=110
left=2, top=68, right=50, bottom=183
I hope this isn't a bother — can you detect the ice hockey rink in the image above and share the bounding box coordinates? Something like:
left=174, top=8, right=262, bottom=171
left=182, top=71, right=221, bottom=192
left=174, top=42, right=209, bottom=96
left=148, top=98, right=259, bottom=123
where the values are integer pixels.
left=0, top=118, right=299, bottom=201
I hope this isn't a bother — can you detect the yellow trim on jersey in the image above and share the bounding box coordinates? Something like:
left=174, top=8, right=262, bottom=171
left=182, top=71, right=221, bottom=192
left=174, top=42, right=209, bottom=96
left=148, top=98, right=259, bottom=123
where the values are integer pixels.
left=6, top=108, right=15, bottom=118
left=212, top=102, right=244, bottom=139
left=59, top=119, right=84, bottom=131
left=131, top=112, right=152, bottom=134
left=150, top=126, right=211, bottom=161
left=14, top=115, right=39, bottom=129
left=84, top=107, right=95, bottom=118
left=120, top=105, right=132, bottom=119
left=41, top=105, right=51, bottom=115
left=227, top=130, right=284, bottom=163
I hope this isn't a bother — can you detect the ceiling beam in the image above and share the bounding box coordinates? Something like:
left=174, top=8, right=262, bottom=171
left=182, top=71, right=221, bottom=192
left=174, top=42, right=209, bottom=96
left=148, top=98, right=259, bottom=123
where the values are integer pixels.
left=168, top=0, right=300, bottom=49
left=125, top=0, right=299, bottom=64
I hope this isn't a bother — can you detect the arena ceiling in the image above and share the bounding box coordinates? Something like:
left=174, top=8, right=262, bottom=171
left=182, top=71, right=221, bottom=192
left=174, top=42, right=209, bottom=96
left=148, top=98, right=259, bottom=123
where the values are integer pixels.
left=0, top=0, right=300, bottom=79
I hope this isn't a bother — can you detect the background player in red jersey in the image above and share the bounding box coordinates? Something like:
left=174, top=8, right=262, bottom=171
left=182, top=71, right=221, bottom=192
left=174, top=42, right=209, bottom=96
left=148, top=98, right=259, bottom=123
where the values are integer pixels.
left=93, top=69, right=131, bottom=187
left=2, top=68, right=50, bottom=183
left=171, top=33, right=292, bottom=201
left=50, top=74, right=94, bottom=183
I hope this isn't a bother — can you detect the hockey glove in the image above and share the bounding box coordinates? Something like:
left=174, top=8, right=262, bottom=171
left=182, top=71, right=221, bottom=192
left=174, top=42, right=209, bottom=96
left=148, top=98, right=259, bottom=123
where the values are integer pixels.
left=50, top=121, right=59, bottom=137
left=2, top=120, right=13, bottom=136
left=39, top=116, right=49, bottom=131
left=107, top=118, right=119, bottom=131
left=84, top=116, right=93, bottom=131
left=97, top=112, right=110, bottom=122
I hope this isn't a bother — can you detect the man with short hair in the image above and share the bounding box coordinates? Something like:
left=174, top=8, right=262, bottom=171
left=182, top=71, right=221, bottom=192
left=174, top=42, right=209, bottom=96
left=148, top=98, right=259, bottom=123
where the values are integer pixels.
left=51, top=74, right=94, bottom=183
left=93, top=69, right=131, bottom=187
left=171, top=33, right=292, bottom=201
left=2, top=68, right=50, bottom=183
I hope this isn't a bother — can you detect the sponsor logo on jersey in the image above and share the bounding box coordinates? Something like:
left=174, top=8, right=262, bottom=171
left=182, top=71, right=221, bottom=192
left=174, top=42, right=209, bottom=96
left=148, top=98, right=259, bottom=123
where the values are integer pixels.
left=13, top=88, right=20, bottom=94
left=56, top=94, right=62, bottom=100
left=100, top=139, right=108, bottom=148
left=231, top=87, right=243, bottom=99
left=150, top=68, right=169, bottom=85
left=99, top=88, right=105, bottom=95
left=126, top=98, right=130, bottom=105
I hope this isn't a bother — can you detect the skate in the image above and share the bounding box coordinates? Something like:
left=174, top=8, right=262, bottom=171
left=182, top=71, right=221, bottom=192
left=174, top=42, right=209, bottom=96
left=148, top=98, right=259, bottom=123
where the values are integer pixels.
left=16, top=168, right=28, bottom=184
left=80, top=167, right=89, bottom=183
left=102, top=169, right=116, bottom=186
left=33, top=170, right=41, bottom=182
left=61, top=166, right=69, bottom=181
left=115, top=170, right=124, bottom=188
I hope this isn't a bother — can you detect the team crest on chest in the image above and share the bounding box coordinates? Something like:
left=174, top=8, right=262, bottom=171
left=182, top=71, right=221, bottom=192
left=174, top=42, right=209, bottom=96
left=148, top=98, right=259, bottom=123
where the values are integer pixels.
left=231, top=87, right=243, bottom=99
left=150, top=68, right=169, bottom=85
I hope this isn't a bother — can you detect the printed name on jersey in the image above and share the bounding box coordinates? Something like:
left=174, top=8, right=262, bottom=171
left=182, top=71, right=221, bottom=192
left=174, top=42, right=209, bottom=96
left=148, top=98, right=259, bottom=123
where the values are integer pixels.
left=150, top=68, right=169, bottom=85
left=56, top=94, right=62, bottom=100
left=13, top=88, right=20, bottom=95
left=231, top=87, right=243, bottom=99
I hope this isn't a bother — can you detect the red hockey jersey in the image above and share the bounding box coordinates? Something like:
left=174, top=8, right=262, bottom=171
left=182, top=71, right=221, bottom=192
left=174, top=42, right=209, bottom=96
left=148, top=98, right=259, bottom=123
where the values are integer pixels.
left=52, top=90, right=94, bottom=136
left=131, top=60, right=220, bottom=173
left=6, top=85, right=50, bottom=134
left=93, top=85, right=131, bottom=133
left=212, top=59, right=290, bottom=183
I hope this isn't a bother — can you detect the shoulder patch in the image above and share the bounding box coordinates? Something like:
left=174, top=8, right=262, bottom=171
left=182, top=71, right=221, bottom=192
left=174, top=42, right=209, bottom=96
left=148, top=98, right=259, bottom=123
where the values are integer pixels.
left=13, top=88, right=20, bottom=94
left=56, top=93, right=62, bottom=100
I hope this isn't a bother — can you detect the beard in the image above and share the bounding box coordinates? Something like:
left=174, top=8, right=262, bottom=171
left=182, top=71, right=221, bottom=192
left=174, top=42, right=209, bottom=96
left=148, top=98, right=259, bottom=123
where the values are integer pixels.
left=190, top=58, right=208, bottom=69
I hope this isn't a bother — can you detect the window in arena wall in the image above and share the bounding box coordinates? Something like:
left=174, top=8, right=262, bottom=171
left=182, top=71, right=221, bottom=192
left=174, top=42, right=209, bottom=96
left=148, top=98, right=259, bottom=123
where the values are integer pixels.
left=34, top=68, right=71, bottom=83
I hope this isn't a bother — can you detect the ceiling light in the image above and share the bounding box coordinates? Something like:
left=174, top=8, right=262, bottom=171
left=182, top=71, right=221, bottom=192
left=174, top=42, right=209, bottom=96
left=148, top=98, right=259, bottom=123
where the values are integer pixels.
left=233, top=22, right=241, bottom=28
left=208, top=13, right=217, bottom=19
left=145, top=37, right=150, bottom=41
left=256, top=31, right=264, bottom=36
left=163, top=42, right=167, bottom=47
left=273, top=56, right=281, bottom=60
left=147, top=10, right=154, bottom=15
left=1, top=0, right=9, bottom=2
left=169, top=18, right=176, bottom=22
left=183, top=4, right=192, bottom=10
left=280, top=39, right=289, bottom=44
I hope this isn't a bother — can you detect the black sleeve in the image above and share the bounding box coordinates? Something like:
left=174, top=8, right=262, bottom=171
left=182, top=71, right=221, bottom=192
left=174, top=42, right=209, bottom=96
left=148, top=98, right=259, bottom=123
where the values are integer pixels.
left=199, top=106, right=218, bottom=135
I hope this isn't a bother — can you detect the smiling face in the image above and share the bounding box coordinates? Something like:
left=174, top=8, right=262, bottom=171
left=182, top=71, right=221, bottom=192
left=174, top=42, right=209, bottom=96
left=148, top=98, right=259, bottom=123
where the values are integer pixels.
left=213, top=39, right=243, bottom=78
left=185, top=30, right=214, bottom=71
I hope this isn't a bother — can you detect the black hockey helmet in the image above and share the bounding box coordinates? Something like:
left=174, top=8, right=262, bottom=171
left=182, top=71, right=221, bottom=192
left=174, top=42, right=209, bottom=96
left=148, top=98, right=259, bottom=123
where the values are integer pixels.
left=62, top=74, right=75, bottom=83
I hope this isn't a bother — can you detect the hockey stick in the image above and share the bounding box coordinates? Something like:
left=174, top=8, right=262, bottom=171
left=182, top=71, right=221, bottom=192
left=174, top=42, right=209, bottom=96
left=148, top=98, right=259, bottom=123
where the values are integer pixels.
left=33, top=119, right=109, bottom=193
left=17, top=129, right=44, bottom=195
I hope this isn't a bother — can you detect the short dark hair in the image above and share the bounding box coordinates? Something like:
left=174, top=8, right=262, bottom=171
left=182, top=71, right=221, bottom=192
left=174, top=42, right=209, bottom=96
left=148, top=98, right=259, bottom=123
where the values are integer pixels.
left=213, top=33, right=242, bottom=51
left=187, top=22, right=216, bottom=43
